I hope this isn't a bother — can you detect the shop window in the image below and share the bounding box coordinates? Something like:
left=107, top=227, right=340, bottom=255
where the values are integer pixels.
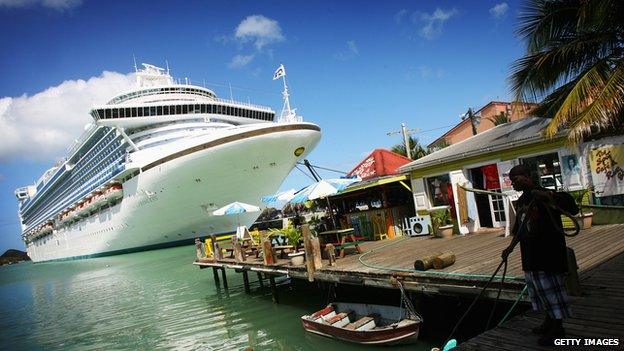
left=426, top=174, right=451, bottom=207
left=520, top=153, right=563, bottom=190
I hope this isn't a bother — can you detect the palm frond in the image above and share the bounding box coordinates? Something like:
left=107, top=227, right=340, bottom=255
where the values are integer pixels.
left=543, top=59, right=610, bottom=137
left=565, top=62, right=624, bottom=142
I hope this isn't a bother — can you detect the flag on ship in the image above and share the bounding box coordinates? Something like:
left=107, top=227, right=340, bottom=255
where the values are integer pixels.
left=273, top=64, right=286, bottom=80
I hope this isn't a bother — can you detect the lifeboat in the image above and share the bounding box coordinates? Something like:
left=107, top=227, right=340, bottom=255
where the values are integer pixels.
left=40, top=221, right=54, bottom=235
left=75, top=200, right=90, bottom=217
left=102, top=184, right=123, bottom=203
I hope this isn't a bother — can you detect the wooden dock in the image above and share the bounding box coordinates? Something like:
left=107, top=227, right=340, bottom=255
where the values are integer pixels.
left=194, top=224, right=624, bottom=302
left=457, top=252, right=624, bottom=350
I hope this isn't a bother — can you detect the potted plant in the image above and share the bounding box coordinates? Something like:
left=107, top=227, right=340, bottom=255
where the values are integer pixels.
left=571, top=188, right=593, bottom=229
left=431, top=208, right=454, bottom=238
left=270, top=224, right=304, bottom=265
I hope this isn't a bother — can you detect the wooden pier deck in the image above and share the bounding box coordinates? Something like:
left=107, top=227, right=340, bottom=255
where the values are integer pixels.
left=457, top=252, right=624, bottom=350
left=194, top=224, right=624, bottom=302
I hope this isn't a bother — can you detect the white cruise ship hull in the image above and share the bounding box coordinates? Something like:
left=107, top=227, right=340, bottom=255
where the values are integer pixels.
left=26, top=123, right=321, bottom=262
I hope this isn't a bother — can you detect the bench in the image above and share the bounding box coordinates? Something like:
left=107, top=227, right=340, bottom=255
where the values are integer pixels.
left=334, top=241, right=362, bottom=250
left=326, top=312, right=351, bottom=327
left=344, top=316, right=376, bottom=331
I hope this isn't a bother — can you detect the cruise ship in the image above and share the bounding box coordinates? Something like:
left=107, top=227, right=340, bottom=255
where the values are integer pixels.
left=15, top=63, right=321, bottom=262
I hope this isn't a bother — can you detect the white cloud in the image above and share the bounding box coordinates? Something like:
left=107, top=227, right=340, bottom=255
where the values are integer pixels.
left=413, top=7, right=458, bottom=40
left=489, top=2, right=509, bottom=20
left=394, top=9, right=408, bottom=24
left=0, top=71, right=135, bottom=162
left=234, top=15, right=285, bottom=50
left=0, top=0, right=81, bottom=11
left=334, top=40, right=359, bottom=61
left=228, top=54, right=255, bottom=68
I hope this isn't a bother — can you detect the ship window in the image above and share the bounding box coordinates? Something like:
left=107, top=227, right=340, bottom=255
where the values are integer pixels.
left=157, top=106, right=163, bottom=115
left=125, top=108, right=131, bottom=117
left=120, top=108, right=126, bottom=118
left=143, top=107, right=149, bottom=116
left=176, top=105, right=181, bottom=114
left=181, top=105, right=187, bottom=114
left=131, top=108, right=137, bottom=117
left=208, top=105, right=214, bottom=113
left=164, top=106, right=169, bottom=115
left=149, top=106, right=156, bottom=116
left=195, top=104, right=200, bottom=112
left=112, top=109, right=119, bottom=118
left=201, top=104, right=207, bottom=113
left=104, top=109, right=111, bottom=119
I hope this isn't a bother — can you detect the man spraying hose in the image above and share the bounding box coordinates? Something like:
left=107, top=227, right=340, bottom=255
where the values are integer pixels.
left=502, top=164, right=579, bottom=346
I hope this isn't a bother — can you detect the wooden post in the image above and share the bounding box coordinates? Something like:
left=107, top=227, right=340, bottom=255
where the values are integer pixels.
left=232, top=236, right=245, bottom=262
left=311, top=237, right=323, bottom=269
left=221, top=267, right=229, bottom=289
left=262, top=239, right=276, bottom=265
left=212, top=235, right=222, bottom=260
left=242, top=270, right=251, bottom=294
left=433, top=251, right=456, bottom=269
left=212, top=266, right=221, bottom=285
left=269, top=275, right=278, bottom=303
left=257, top=272, right=264, bottom=287
left=302, top=224, right=315, bottom=282
left=414, top=252, right=442, bottom=271
left=325, top=243, right=336, bottom=266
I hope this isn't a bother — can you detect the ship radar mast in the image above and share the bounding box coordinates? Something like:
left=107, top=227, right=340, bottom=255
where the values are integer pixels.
left=273, top=64, right=302, bottom=123
left=136, top=63, right=174, bottom=87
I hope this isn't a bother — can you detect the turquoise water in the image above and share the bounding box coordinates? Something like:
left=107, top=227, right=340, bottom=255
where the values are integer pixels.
left=0, top=246, right=436, bottom=350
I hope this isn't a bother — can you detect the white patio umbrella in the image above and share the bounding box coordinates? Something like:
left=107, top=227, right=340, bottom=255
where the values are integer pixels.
left=212, top=201, right=261, bottom=228
left=288, top=178, right=361, bottom=228
left=289, top=178, right=360, bottom=204
left=261, top=189, right=297, bottom=206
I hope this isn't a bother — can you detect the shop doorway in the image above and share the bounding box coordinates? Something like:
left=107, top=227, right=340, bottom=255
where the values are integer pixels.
left=468, top=164, right=506, bottom=228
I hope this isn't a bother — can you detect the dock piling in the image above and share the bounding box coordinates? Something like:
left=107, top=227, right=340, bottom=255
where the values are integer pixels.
left=220, top=267, right=229, bottom=290
left=269, top=275, right=278, bottom=303
left=242, top=270, right=251, bottom=294
left=257, top=272, right=264, bottom=287
left=212, top=267, right=221, bottom=285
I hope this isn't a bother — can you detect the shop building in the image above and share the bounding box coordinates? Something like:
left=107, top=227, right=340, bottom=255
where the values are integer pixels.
left=328, top=149, right=414, bottom=239
left=399, top=117, right=624, bottom=234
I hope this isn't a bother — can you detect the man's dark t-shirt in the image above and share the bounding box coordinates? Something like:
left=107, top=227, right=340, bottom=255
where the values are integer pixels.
left=512, top=187, right=579, bottom=273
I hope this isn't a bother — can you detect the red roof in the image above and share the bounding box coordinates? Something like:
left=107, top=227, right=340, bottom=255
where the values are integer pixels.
left=347, top=149, right=412, bottom=180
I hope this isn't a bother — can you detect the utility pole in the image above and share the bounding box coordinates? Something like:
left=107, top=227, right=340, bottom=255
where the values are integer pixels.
left=387, top=123, right=420, bottom=159
left=462, top=108, right=479, bottom=136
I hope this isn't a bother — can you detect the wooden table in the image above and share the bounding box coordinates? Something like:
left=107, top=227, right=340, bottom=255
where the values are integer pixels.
left=318, top=228, right=362, bottom=258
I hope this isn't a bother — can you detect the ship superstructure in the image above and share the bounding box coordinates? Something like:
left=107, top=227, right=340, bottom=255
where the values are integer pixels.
left=16, top=63, right=321, bottom=262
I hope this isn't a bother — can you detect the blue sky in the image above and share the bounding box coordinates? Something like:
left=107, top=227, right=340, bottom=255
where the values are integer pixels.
left=0, top=0, right=525, bottom=252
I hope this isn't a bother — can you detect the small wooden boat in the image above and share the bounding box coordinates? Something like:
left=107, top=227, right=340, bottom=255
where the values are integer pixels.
left=301, top=302, right=422, bottom=345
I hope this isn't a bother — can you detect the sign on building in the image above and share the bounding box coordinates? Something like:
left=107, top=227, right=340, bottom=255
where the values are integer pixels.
left=589, top=144, right=624, bottom=197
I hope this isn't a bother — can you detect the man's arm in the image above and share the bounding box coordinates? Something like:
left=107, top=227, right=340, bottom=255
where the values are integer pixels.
left=553, top=191, right=580, bottom=215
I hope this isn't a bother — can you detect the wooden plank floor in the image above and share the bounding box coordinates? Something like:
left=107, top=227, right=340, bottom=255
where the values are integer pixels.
left=457, top=252, right=624, bottom=350
left=195, top=224, right=624, bottom=301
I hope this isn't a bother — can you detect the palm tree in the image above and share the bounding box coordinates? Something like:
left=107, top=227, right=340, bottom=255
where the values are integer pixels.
left=510, top=0, right=624, bottom=144
left=391, top=136, right=429, bottom=160
left=487, top=111, right=510, bottom=126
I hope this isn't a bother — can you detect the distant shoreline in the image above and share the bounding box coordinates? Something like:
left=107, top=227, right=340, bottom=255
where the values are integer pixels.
left=0, top=249, right=31, bottom=266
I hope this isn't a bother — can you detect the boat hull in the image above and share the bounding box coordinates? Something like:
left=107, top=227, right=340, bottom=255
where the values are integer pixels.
left=301, top=319, right=420, bottom=345
left=26, top=123, right=321, bottom=262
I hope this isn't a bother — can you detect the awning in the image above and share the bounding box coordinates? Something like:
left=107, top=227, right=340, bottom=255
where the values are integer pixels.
left=330, top=174, right=410, bottom=197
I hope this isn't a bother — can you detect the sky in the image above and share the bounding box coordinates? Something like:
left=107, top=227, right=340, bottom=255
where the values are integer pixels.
left=0, top=0, right=526, bottom=252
